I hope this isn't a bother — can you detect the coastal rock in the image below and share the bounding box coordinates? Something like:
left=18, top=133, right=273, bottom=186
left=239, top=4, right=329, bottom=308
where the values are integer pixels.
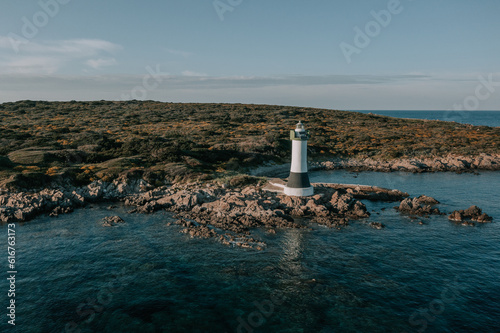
left=461, top=221, right=476, bottom=227
left=330, top=191, right=369, bottom=218
left=472, top=213, right=493, bottom=223
left=369, top=222, right=385, bottom=229
left=180, top=223, right=217, bottom=239
left=448, top=206, right=492, bottom=223
left=416, top=195, right=440, bottom=205
left=396, top=197, right=442, bottom=216
left=0, top=208, right=16, bottom=223
left=464, top=205, right=482, bottom=217
left=0, top=178, right=159, bottom=223
left=219, top=233, right=266, bottom=250
left=448, top=210, right=464, bottom=222
left=311, top=216, right=349, bottom=229
left=102, top=215, right=125, bottom=227
left=126, top=182, right=372, bottom=246
left=314, top=153, right=500, bottom=173
left=315, top=183, right=408, bottom=202
left=49, top=206, right=74, bottom=217
left=0, top=175, right=451, bottom=250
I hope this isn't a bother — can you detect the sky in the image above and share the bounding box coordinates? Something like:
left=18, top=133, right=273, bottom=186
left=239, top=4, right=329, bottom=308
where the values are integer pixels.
left=0, top=0, right=499, bottom=110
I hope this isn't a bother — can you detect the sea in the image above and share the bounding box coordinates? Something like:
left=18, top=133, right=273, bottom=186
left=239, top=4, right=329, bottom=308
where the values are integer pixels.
left=355, top=110, right=500, bottom=128
left=2, top=111, right=500, bottom=333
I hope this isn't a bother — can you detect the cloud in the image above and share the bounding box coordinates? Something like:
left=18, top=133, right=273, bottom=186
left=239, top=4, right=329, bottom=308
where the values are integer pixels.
left=181, top=70, right=207, bottom=77
left=86, top=58, right=118, bottom=69
left=4, top=56, right=60, bottom=74
left=141, top=73, right=430, bottom=89
left=165, top=48, right=193, bottom=58
left=0, top=36, right=122, bottom=74
left=0, top=73, right=498, bottom=110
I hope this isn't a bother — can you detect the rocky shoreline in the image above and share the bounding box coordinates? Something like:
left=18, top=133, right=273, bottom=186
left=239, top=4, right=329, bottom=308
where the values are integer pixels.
left=312, top=153, right=500, bottom=173
left=0, top=174, right=494, bottom=249
left=0, top=177, right=151, bottom=223
left=124, top=181, right=408, bottom=249
left=250, top=154, right=500, bottom=179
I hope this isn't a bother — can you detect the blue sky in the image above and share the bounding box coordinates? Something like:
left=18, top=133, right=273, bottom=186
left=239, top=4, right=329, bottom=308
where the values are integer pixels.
left=0, top=0, right=499, bottom=110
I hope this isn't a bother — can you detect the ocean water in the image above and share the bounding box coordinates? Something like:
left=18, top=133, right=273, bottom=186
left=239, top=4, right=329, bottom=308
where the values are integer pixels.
left=355, top=110, right=500, bottom=128
left=2, top=171, right=500, bottom=332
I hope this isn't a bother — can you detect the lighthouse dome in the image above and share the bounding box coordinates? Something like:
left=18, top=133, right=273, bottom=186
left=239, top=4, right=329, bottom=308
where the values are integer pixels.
left=292, top=121, right=309, bottom=140
left=295, top=121, right=305, bottom=132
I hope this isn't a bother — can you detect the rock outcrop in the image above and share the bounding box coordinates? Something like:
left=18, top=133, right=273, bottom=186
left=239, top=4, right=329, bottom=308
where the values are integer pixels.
left=448, top=206, right=493, bottom=223
left=128, top=183, right=376, bottom=223
left=0, top=178, right=151, bottom=223
left=4, top=174, right=487, bottom=249
left=123, top=182, right=376, bottom=248
left=395, top=196, right=442, bottom=216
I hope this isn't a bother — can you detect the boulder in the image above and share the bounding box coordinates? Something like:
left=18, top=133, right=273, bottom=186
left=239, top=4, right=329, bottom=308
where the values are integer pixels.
left=396, top=197, right=441, bottom=216
left=416, top=195, right=440, bottom=205
left=472, top=213, right=493, bottom=223
left=448, top=210, right=464, bottom=222
left=49, top=206, right=74, bottom=217
left=370, top=222, right=385, bottom=229
left=448, top=205, right=493, bottom=223
left=463, top=205, right=482, bottom=217
left=102, top=215, right=125, bottom=227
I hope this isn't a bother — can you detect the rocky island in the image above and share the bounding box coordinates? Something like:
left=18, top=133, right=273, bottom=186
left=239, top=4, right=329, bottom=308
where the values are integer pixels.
left=0, top=101, right=497, bottom=247
left=1, top=101, right=499, bottom=191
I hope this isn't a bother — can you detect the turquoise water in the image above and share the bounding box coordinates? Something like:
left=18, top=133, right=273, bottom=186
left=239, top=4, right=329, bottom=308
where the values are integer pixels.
left=2, top=171, right=500, bottom=332
left=355, top=111, right=500, bottom=127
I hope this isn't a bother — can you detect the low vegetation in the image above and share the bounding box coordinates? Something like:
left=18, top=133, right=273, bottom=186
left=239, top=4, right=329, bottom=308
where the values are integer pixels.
left=0, top=100, right=498, bottom=188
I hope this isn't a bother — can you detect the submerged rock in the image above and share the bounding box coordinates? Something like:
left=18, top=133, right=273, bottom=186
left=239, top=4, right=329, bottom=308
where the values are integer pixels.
left=369, top=222, right=385, bottom=229
left=461, top=221, right=476, bottom=227
left=49, top=206, right=74, bottom=217
left=102, top=215, right=125, bottom=227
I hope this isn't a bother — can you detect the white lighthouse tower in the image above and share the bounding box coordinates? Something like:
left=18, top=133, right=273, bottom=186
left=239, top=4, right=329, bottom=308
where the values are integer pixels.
left=284, top=121, right=314, bottom=197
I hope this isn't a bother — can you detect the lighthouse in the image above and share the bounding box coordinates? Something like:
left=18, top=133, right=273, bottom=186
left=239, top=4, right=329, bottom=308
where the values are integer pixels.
left=284, top=121, right=314, bottom=196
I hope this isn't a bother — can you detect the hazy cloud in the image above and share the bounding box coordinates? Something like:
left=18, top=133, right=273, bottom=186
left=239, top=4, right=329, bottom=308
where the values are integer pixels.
left=0, top=36, right=122, bottom=74
left=1, top=73, right=490, bottom=111
left=86, top=58, right=118, bottom=69
left=165, top=48, right=194, bottom=58
left=181, top=70, right=208, bottom=77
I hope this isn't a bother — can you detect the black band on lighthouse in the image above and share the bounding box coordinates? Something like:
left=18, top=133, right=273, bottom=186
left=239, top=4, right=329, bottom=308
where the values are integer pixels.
left=287, top=172, right=311, bottom=188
